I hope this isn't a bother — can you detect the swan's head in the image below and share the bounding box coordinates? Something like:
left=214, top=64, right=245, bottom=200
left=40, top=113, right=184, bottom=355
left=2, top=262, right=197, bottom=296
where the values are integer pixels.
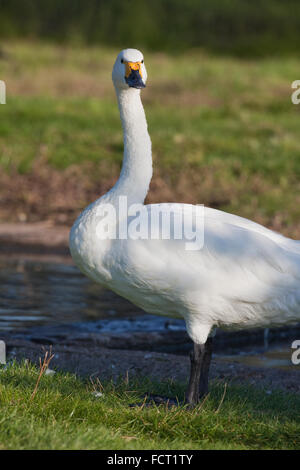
left=112, top=48, right=147, bottom=91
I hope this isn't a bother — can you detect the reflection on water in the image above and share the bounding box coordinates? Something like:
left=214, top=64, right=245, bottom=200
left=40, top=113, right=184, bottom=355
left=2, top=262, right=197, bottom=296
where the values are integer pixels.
left=0, top=259, right=148, bottom=331
left=217, top=348, right=299, bottom=372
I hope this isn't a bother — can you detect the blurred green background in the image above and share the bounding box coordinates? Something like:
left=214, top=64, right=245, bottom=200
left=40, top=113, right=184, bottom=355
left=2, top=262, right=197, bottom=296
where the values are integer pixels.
left=0, top=1, right=300, bottom=238
left=1, top=0, right=300, bottom=56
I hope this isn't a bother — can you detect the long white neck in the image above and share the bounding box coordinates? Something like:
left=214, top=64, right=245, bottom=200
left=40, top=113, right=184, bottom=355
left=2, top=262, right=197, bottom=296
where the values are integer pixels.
left=106, top=87, right=152, bottom=206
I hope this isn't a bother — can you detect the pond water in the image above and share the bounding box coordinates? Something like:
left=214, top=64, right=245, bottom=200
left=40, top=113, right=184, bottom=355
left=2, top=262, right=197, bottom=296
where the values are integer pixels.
left=0, top=259, right=185, bottom=332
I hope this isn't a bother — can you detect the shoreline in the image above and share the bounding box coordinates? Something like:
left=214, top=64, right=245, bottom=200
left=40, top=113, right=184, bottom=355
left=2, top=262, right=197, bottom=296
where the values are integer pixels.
left=0, top=221, right=71, bottom=262
left=2, top=333, right=300, bottom=396
left=0, top=221, right=299, bottom=397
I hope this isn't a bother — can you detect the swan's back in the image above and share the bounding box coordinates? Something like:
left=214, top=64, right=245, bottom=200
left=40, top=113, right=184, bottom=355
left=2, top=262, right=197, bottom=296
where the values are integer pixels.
left=203, top=206, right=300, bottom=255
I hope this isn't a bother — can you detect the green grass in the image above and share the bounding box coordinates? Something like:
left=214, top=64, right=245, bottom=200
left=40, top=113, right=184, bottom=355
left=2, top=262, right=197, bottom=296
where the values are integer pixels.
left=1, top=41, right=300, bottom=233
left=0, top=361, right=299, bottom=450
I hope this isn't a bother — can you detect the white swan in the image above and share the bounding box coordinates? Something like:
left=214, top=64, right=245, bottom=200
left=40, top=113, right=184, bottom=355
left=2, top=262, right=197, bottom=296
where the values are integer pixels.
left=69, top=48, right=300, bottom=405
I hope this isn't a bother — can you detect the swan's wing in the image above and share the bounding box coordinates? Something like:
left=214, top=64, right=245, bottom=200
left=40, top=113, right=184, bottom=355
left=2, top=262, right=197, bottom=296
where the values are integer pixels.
left=121, top=203, right=300, bottom=286
left=111, top=203, right=300, bottom=327
left=203, top=206, right=300, bottom=255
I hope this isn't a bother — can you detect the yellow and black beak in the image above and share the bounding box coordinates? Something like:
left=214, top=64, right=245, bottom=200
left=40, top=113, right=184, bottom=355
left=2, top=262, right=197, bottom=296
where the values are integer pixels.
left=124, top=61, right=145, bottom=89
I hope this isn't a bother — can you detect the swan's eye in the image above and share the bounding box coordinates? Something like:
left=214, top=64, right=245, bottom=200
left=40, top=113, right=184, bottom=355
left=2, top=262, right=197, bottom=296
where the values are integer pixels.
left=121, top=59, right=124, bottom=64
left=141, top=60, right=144, bottom=63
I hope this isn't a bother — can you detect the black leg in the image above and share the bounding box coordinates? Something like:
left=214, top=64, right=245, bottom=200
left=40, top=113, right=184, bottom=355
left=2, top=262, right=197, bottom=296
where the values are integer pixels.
left=198, top=337, right=213, bottom=399
left=129, top=337, right=213, bottom=409
left=185, top=343, right=205, bottom=405
left=185, top=337, right=213, bottom=406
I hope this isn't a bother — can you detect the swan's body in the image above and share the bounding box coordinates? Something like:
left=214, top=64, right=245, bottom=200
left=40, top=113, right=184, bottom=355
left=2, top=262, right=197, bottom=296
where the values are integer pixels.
left=69, top=49, right=300, bottom=403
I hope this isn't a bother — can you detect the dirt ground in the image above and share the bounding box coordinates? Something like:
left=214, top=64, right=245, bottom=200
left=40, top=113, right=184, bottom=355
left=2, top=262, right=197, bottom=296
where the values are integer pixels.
left=4, top=335, right=300, bottom=395
left=1, top=162, right=299, bottom=240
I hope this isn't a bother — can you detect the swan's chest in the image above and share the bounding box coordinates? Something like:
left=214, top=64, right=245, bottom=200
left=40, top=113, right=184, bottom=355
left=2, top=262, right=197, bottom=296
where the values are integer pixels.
left=70, top=215, right=186, bottom=318
left=69, top=208, right=113, bottom=285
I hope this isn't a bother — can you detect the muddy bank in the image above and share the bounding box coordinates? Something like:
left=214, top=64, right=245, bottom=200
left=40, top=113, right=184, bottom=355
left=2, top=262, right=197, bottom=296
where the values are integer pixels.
left=1, top=321, right=300, bottom=395
left=6, top=317, right=300, bottom=356
left=2, top=334, right=300, bottom=395
left=0, top=222, right=70, bottom=262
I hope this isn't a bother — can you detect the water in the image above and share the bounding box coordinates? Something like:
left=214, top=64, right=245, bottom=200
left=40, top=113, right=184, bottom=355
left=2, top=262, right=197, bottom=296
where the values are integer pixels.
left=0, top=259, right=299, bottom=372
left=217, top=348, right=300, bottom=372
left=0, top=259, right=185, bottom=332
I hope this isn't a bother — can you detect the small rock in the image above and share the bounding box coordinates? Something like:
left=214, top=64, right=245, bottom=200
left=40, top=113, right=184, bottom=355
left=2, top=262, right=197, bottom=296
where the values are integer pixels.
left=45, top=368, right=56, bottom=376
left=92, top=391, right=103, bottom=398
